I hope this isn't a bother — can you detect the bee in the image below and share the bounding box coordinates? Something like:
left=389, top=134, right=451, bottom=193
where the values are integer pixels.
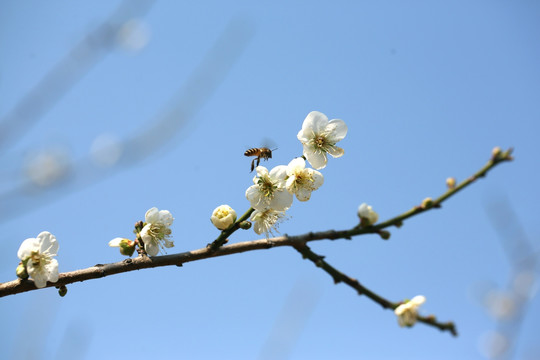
left=244, top=147, right=276, bottom=172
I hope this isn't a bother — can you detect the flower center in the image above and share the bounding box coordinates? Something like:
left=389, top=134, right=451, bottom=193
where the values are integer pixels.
left=258, top=175, right=276, bottom=198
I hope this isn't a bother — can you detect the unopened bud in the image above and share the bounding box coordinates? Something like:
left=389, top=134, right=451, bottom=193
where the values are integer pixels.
left=357, top=203, right=379, bottom=227
left=421, top=197, right=433, bottom=209
left=239, top=221, right=252, bottom=230
left=16, top=262, right=28, bottom=280
left=491, top=146, right=502, bottom=159
left=446, top=177, right=456, bottom=189
left=58, top=285, right=68, bottom=297
left=378, top=230, right=391, bottom=240
left=210, top=205, right=237, bottom=230
left=109, top=237, right=136, bottom=257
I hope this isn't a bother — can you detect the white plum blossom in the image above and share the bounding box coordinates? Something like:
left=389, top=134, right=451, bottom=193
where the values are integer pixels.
left=251, top=208, right=287, bottom=238
left=297, top=111, right=348, bottom=170
left=211, top=205, right=237, bottom=230
left=285, top=157, right=324, bottom=201
left=357, top=203, right=379, bottom=226
left=394, top=295, right=426, bottom=327
left=246, top=166, right=293, bottom=211
left=17, top=231, right=59, bottom=288
left=140, top=207, right=174, bottom=256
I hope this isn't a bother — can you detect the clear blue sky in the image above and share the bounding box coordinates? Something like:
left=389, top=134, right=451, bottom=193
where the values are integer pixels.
left=1, top=1, right=539, bottom=359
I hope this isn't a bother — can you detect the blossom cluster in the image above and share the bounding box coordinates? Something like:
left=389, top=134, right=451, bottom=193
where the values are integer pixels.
left=109, top=207, right=175, bottom=257
left=244, top=111, right=347, bottom=237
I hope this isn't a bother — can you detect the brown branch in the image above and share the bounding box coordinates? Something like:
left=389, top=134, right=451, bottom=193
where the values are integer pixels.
left=293, top=243, right=458, bottom=336
left=1, top=148, right=513, bottom=298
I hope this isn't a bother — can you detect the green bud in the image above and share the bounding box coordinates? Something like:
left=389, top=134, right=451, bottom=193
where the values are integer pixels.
left=119, top=239, right=136, bottom=257
left=16, top=262, right=28, bottom=280
left=378, top=230, right=391, bottom=240
left=58, top=285, right=68, bottom=297
left=239, top=221, right=252, bottom=230
left=421, top=197, right=433, bottom=209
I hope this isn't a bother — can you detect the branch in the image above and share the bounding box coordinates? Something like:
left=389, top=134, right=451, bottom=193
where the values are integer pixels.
left=0, top=147, right=513, bottom=308
left=293, top=243, right=458, bottom=336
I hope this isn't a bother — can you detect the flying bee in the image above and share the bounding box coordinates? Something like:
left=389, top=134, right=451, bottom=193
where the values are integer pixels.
left=244, top=147, right=276, bottom=172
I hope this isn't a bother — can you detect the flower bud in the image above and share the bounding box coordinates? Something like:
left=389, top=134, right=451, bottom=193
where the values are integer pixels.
left=491, top=146, right=502, bottom=159
left=446, top=177, right=456, bottom=189
left=16, top=262, right=28, bottom=280
left=211, top=205, right=237, bottom=230
left=239, top=220, right=252, bottom=230
left=357, top=203, right=379, bottom=226
left=109, top=237, right=136, bottom=257
left=58, top=285, right=68, bottom=297
left=421, top=197, right=433, bottom=209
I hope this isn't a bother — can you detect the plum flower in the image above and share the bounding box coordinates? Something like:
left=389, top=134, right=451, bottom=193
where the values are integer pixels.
left=109, top=237, right=136, bottom=256
left=251, top=208, right=287, bottom=238
left=17, top=231, right=59, bottom=288
left=140, top=207, right=174, bottom=256
left=297, top=111, right=348, bottom=170
left=211, top=205, right=237, bottom=230
left=394, top=295, right=426, bottom=327
left=285, top=157, right=324, bottom=201
left=357, top=203, right=379, bottom=226
left=246, top=166, right=293, bottom=211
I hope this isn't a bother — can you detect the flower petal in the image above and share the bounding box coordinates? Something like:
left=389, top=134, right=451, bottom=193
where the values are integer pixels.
left=158, top=210, right=174, bottom=226
left=17, top=238, right=38, bottom=260
left=302, top=111, right=329, bottom=134
left=295, top=188, right=312, bottom=201
left=325, top=119, right=348, bottom=142
left=37, top=231, right=58, bottom=256
left=269, top=165, right=288, bottom=185
left=144, top=241, right=159, bottom=256
left=145, top=207, right=159, bottom=223
left=270, top=189, right=293, bottom=211
left=304, top=147, right=328, bottom=170
left=326, top=145, right=344, bottom=158
left=45, top=259, right=59, bottom=283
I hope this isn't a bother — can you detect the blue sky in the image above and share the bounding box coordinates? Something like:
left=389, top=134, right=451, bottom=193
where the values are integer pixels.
left=1, top=1, right=539, bottom=359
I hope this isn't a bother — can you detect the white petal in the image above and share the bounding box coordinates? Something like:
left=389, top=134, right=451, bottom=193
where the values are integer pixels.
left=311, top=170, right=324, bottom=189
left=302, top=111, right=329, bottom=134
left=17, top=238, right=38, bottom=260
left=37, top=231, right=58, bottom=256
left=304, top=148, right=327, bottom=170
left=269, top=165, right=288, bottom=185
left=144, top=241, right=159, bottom=256
left=269, top=189, right=293, bottom=211
left=410, top=295, right=426, bottom=306
left=246, top=185, right=264, bottom=209
left=145, top=207, right=159, bottom=223
left=109, top=238, right=123, bottom=247
left=255, top=166, right=269, bottom=178
left=325, top=119, right=348, bottom=142
left=295, top=188, right=312, bottom=201
left=46, top=259, right=59, bottom=283
left=158, top=210, right=174, bottom=226
left=326, top=145, right=344, bottom=158
left=287, top=158, right=305, bottom=175
left=297, top=128, right=310, bottom=144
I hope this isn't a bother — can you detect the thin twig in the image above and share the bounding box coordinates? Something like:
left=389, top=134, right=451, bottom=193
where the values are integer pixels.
left=293, top=243, right=458, bottom=336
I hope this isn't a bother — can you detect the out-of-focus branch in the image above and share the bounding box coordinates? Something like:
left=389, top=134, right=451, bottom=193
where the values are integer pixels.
left=293, top=243, right=458, bottom=336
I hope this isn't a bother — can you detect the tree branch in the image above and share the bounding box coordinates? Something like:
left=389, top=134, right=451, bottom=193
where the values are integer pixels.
left=293, top=243, right=458, bottom=336
left=0, top=145, right=513, bottom=333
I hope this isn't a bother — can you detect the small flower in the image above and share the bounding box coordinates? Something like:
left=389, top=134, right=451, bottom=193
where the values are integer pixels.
left=246, top=166, right=293, bottom=211
left=297, top=111, right=348, bottom=170
left=211, top=205, right=237, bottom=230
left=140, top=207, right=174, bottom=256
left=17, top=231, right=59, bottom=288
left=285, top=158, right=324, bottom=201
left=394, top=295, right=426, bottom=327
left=109, top=237, right=136, bottom=257
left=251, top=208, right=287, bottom=238
left=357, top=203, right=379, bottom=226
